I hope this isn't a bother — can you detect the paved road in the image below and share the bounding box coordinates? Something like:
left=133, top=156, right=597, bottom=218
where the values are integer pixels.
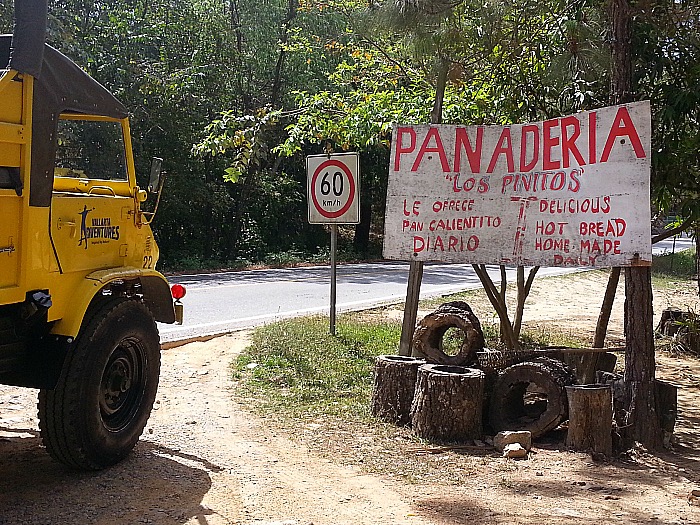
left=159, top=236, right=694, bottom=343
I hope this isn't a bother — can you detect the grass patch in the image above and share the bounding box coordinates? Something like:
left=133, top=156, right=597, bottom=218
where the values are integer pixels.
left=233, top=310, right=592, bottom=427
left=652, top=247, right=696, bottom=280
left=232, top=315, right=400, bottom=421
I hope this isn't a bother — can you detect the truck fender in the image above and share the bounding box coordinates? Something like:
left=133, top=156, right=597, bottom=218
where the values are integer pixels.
left=50, top=267, right=175, bottom=338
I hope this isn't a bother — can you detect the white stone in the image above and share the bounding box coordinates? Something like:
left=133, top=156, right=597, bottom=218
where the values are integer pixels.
left=494, top=430, right=532, bottom=451
left=503, top=443, right=528, bottom=458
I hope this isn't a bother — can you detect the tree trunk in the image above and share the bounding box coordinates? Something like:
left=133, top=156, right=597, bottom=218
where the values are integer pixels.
left=353, top=196, right=372, bottom=255
left=622, top=267, right=662, bottom=449
left=371, top=355, right=425, bottom=426
left=593, top=267, right=621, bottom=348
left=411, top=364, right=484, bottom=442
left=513, top=266, right=539, bottom=340
left=270, top=0, right=298, bottom=107
left=472, top=264, right=519, bottom=350
left=398, top=58, right=448, bottom=356
left=695, top=223, right=700, bottom=298
left=609, top=0, right=633, bottom=105
left=609, top=0, right=663, bottom=451
left=565, top=385, right=613, bottom=456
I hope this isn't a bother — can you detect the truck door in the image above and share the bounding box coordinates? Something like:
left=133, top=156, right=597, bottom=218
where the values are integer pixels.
left=0, top=74, right=25, bottom=290
left=50, top=115, right=136, bottom=274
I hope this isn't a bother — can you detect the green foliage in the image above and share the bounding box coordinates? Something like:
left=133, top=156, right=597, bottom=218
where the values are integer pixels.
left=656, top=308, right=700, bottom=357
left=652, top=248, right=697, bottom=280
left=194, top=108, right=282, bottom=183
left=633, top=2, right=700, bottom=219
left=233, top=316, right=400, bottom=419
left=3, top=0, right=698, bottom=270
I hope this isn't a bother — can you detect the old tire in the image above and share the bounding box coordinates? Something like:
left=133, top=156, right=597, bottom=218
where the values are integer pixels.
left=489, top=357, right=575, bottom=438
left=38, top=299, right=161, bottom=470
left=412, top=302, right=484, bottom=366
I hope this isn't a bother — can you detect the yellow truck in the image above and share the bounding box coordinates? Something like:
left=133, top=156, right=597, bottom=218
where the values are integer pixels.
left=0, top=5, right=180, bottom=469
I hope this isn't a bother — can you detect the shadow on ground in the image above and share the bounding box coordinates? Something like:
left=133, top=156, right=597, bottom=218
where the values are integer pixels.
left=0, top=429, right=229, bottom=525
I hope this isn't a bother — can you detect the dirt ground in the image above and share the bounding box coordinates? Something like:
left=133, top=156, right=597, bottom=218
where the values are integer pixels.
left=1, top=269, right=699, bottom=525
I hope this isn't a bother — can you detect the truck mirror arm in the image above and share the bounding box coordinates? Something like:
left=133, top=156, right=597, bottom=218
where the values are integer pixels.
left=140, top=158, right=166, bottom=225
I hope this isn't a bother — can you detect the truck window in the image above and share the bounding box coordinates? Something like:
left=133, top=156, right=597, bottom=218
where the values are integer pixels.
left=55, top=118, right=128, bottom=181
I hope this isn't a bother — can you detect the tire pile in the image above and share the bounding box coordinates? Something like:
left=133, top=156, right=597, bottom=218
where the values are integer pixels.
left=411, top=301, right=576, bottom=438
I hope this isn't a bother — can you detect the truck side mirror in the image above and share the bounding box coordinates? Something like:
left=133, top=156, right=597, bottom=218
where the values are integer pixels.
left=148, top=157, right=163, bottom=193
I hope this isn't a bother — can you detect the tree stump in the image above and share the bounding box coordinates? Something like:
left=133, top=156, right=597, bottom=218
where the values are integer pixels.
left=410, top=364, right=484, bottom=443
left=657, top=308, right=686, bottom=336
left=371, top=355, right=425, bottom=425
left=559, top=351, right=617, bottom=384
left=412, top=302, right=484, bottom=366
left=489, top=357, right=576, bottom=438
left=655, top=379, right=678, bottom=446
left=565, top=385, right=613, bottom=456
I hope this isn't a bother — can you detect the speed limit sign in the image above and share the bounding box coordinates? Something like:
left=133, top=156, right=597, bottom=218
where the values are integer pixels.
left=307, top=153, right=360, bottom=224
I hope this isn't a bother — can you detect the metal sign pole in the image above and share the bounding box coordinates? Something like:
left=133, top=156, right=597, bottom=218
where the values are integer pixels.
left=306, top=152, right=359, bottom=335
left=330, top=224, right=337, bottom=335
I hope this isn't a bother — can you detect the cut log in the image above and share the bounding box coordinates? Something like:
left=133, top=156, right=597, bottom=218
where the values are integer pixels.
left=412, top=302, right=484, bottom=366
left=657, top=308, right=686, bottom=336
left=655, top=379, right=678, bottom=446
left=565, top=385, right=613, bottom=456
left=489, top=357, right=576, bottom=438
left=558, top=351, right=617, bottom=384
left=370, top=355, right=425, bottom=425
left=410, top=364, right=485, bottom=443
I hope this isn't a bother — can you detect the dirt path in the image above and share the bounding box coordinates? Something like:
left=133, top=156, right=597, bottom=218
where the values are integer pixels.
left=0, top=270, right=699, bottom=524
left=0, top=332, right=435, bottom=525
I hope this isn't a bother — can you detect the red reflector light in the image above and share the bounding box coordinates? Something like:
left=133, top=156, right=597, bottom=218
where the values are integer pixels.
left=171, top=284, right=186, bottom=300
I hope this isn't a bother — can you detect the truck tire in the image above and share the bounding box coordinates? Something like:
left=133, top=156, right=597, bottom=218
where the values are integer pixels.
left=488, top=357, right=575, bottom=438
left=38, top=299, right=160, bottom=470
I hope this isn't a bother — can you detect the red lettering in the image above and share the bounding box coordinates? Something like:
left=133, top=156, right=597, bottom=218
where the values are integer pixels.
left=403, top=199, right=421, bottom=216
left=519, top=124, right=539, bottom=172
left=394, top=127, right=416, bottom=171
left=568, top=170, right=581, bottom=192
left=600, top=106, right=646, bottom=162
left=501, top=174, right=514, bottom=194
left=561, top=116, right=586, bottom=168
left=413, top=236, right=425, bottom=253
left=588, top=111, right=597, bottom=164
left=543, top=118, right=560, bottom=170
left=412, top=128, right=450, bottom=172
left=454, top=127, right=483, bottom=173
left=487, top=128, right=515, bottom=173
left=478, top=176, right=490, bottom=193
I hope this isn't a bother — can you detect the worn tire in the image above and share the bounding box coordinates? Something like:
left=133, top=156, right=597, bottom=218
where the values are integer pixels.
left=412, top=302, right=484, bottom=366
left=488, top=357, right=576, bottom=438
left=38, top=299, right=161, bottom=470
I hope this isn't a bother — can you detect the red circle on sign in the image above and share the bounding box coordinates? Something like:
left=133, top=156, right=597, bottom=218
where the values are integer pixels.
left=310, top=159, right=356, bottom=219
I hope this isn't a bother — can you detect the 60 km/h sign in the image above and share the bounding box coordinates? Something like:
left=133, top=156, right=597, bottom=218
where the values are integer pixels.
left=307, top=153, right=360, bottom=224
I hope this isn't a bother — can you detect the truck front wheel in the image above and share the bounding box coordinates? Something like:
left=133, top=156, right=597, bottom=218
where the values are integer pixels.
left=38, top=299, right=161, bottom=470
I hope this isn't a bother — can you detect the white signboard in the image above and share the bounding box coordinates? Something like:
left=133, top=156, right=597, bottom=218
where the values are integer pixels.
left=307, top=153, right=360, bottom=224
left=383, top=102, right=652, bottom=267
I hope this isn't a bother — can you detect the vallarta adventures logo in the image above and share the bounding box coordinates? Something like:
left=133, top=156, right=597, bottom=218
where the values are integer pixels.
left=78, top=205, right=120, bottom=249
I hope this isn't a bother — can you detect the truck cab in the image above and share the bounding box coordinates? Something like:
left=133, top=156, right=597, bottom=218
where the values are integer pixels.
left=0, top=27, right=178, bottom=470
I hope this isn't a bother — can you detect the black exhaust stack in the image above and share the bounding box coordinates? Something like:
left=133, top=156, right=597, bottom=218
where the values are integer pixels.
left=9, top=0, right=48, bottom=78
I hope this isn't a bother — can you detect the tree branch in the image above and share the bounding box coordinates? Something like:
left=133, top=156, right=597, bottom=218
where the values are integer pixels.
left=651, top=218, right=693, bottom=244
